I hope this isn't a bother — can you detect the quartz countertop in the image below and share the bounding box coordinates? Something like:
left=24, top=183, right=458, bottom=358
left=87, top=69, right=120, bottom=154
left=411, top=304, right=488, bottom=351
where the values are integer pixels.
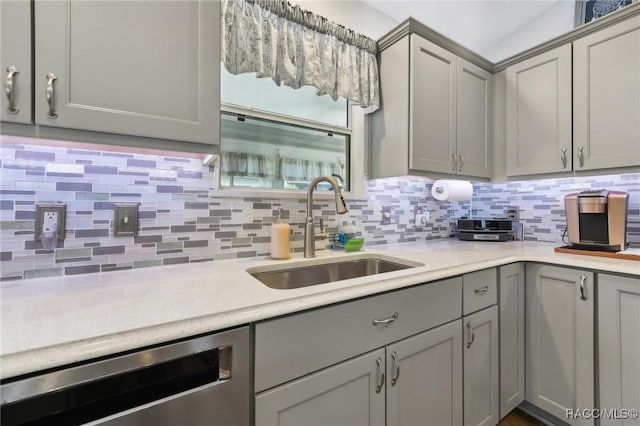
left=1, top=239, right=638, bottom=379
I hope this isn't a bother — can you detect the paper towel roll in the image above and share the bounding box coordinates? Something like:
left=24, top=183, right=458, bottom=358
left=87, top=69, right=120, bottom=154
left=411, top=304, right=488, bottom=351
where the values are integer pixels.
left=431, top=180, right=473, bottom=201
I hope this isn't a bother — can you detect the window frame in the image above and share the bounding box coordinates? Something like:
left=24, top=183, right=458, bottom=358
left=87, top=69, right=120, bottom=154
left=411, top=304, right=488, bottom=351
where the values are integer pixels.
left=215, top=102, right=366, bottom=198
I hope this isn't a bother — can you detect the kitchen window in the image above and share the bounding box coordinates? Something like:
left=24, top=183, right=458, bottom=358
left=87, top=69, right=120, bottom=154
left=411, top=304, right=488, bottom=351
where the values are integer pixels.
left=220, top=67, right=352, bottom=191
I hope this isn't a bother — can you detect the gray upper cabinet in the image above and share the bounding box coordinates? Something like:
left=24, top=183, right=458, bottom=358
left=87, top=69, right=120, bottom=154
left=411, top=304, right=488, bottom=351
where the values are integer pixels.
left=456, top=59, right=492, bottom=178
left=409, top=35, right=457, bottom=175
left=598, top=274, right=640, bottom=426
left=573, top=15, right=640, bottom=171
left=371, top=34, right=492, bottom=180
left=34, top=0, right=220, bottom=145
left=1, top=0, right=32, bottom=124
left=526, top=264, right=595, bottom=425
left=506, top=44, right=572, bottom=176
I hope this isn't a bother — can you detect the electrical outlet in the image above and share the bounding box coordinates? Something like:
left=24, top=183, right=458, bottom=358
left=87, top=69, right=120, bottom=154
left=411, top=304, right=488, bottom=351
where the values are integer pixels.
left=414, top=206, right=430, bottom=227
left=114, top=204, right=139, bottom=236
left=381, top=206, right=391, bottom=225
left=35, top=203, right=66, bottom=241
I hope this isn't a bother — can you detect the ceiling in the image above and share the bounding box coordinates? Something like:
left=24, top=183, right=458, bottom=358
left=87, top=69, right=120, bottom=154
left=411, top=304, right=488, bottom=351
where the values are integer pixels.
left=360, top=0, right=573, bottom=62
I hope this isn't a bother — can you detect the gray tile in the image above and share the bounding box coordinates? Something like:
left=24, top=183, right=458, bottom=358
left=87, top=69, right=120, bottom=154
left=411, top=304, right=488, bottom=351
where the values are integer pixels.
left=210, top=210, right=232, bottom=217
left=94, top=202, right=115, bottom=210
left=15, top=150, right=55, bottom=161
left=171, top=225, right=196, bottom=233
left=57, top=182, right=92, bottom=191
left=101, top=265, right=133, bottom=272
left=1, top=252, right=12, bottom=261
left=215, top=231, right=236, bottom=238
left=120, top=171, right=148, bottom=176
left=0, top=189, right=35, bottom=195
left=157, top=185, right=183, bottom=193
left=138, top=211, right=157, bottom=219
left=134, top=259, right=163, bottom=268
left=127, top=159, right=156, bottom=168
left=184, top=240, right=208, bottom=248
left=85, top=165, right=118, bottom=175
left=65, top=265, right=100, bottom=275
left=24, top=268, right=64, bottom=279
left=134, top=235, right=163, bottom=244
left=177, top=171, right=203, bottom=179
left=1, top=200, right=14, bottom=210
left=185, top=202, right=209, bottom=209
left=237, top=250, right=257, bottom=258
left=93, top=246, right=125, bottom=255
left=15, top=211, right=35, bottom=220
left=75, top=229, right=109, bottom=238
left=164, top=257, right=189, bottom=265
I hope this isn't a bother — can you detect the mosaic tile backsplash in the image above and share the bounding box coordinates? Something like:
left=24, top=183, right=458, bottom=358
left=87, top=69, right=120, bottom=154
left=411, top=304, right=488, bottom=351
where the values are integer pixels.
left=0, top=136, right=638, bottom=280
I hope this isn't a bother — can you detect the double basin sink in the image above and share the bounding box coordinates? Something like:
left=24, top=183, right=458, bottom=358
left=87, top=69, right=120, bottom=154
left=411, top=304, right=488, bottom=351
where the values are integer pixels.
left=248, top=254, right=423, bottom=290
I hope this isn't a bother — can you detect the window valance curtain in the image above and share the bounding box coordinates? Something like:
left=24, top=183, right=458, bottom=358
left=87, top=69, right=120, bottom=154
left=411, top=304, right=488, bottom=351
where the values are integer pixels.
left=221, top=0, right=380, bottom=109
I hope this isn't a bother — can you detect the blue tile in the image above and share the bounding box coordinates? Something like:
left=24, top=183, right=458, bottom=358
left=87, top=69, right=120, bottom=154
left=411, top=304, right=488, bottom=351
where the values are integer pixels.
left=157, top=185, right=183, bottom=193
left=85, top=165, right=118, bottom=175
left=57, top=182, right=92, bottom=191
left=15, top=150, right=55, bottom=161
left=127, top=159, right=155, bottom=168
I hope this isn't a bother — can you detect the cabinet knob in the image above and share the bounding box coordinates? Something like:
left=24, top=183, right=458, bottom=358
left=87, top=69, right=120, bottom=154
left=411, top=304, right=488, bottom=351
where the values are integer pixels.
left=458, top=153, right=464, bottom=172
left=561, top=148, right=567, bottom=169
left=46, top=73, right=58, bottom=119
left=451, top=153, right=457, bottom=172
left=5, top=67, right=20, bottom=114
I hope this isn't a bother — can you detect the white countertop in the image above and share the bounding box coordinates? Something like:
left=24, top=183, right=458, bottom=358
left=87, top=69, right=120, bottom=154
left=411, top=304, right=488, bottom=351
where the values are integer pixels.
left=1, top=239, right=638, bottom=379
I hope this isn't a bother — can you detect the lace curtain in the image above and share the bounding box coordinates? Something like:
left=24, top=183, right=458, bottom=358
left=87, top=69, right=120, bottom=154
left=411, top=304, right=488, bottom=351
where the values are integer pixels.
left=221, top=151, right=342, bottom=181
left=221, top=0, right=380, bottom=109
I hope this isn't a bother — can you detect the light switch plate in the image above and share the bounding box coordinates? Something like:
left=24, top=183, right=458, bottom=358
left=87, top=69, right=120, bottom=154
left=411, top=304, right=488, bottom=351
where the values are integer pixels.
left=35, top=203, right=66, bottom=241
left=113, top=204, right=139, bottom=236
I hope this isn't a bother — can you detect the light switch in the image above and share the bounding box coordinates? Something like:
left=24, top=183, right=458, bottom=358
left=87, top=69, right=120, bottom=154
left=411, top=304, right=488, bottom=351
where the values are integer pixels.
left=114, top=204, right=139, bottom=236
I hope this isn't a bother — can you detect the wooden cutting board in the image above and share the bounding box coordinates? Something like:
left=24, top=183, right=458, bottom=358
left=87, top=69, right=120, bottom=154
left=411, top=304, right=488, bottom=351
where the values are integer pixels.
left=554, top=246, right=640, bottom=261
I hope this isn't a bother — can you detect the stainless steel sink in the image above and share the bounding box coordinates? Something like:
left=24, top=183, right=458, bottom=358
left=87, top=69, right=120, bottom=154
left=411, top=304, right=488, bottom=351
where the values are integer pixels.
left=249, top=255, right=422, bottom=290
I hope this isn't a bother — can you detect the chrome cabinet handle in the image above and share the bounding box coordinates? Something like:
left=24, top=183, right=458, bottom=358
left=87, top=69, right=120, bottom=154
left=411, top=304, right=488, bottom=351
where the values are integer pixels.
left=561, top=148, right=567, bottom=169
left=579, top=275, right=588, bottom=301
left=451, top=153, right=457, bottom=172
left=372, top=312, right=398, bottom=326
left=466, top=321, right=475, bottom=349
left=46, top=73, right=58, bottom=119
left=458, top=153, right=464, bottom=172
left=474, top=286, right=489, bottom=294
left=391, top=351, right=400, bottom=386
left=578, top=146, right=584, bottom=168
left=5, top=67, right=19, bottom=114
left=375, top=357, right=385, bottom=393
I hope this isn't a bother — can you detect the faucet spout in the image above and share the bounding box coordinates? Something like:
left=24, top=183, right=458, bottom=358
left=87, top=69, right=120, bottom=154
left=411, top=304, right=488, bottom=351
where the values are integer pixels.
left=304, top=176, right=348, bottom=258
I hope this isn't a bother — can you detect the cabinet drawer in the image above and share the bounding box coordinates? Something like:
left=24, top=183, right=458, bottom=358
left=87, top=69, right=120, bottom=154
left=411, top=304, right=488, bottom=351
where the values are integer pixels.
left=255, top=277, right=462, bottom=392
left=463, top=268, right=497, bottom=315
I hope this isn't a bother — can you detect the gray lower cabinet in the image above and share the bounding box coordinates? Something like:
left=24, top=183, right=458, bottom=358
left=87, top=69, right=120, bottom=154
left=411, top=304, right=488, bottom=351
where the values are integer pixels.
left=598, top=274, right=640, bottom=426
left=0, top=0, right=32, bottom=124
left=386, top=320, right=463, bottom=426
left=498, top=263, right=525, bottom=419
left=526, top=264, right=595, bottom=426
left=463, top=305, right=499, bottom=426
left=573, top=15, right=640, bottom=171
left=255, top=349, right=386, bottom=426
left=34, top=0, right=220, bottom=145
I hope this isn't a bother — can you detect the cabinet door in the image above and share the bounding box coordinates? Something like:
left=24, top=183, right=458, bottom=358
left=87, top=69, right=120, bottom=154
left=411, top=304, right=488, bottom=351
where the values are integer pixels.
left=35, top=0, right=219, bottom=145
left=463, top=306, right=499, bottom=426
left=598, top=274, right=640, bottom=426
left=255, top=349, right=385, bottom=426
left=573, top=15, right=640, bottom=171
left=1, top=0, right=32, bottom=124
left=526, top=264, right=594, bottom=425
left=499, top=263, right=525, bottom=419
left=456, top=59, right=492, bottom=178
left=506, top=45, right=572, bottom=176
left=386, top=320, right=463, bottom=426
left=410, top=34, right=457, bottom=174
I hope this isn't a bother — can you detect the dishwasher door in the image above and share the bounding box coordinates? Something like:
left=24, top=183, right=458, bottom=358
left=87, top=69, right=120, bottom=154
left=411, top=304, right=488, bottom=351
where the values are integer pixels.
left=1, top=326, right=251, bottom=426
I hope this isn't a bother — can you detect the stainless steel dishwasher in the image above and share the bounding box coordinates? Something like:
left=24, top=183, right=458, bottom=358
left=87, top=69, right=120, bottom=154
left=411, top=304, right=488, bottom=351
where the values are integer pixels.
left=0, top=326, right=251, bottom=426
